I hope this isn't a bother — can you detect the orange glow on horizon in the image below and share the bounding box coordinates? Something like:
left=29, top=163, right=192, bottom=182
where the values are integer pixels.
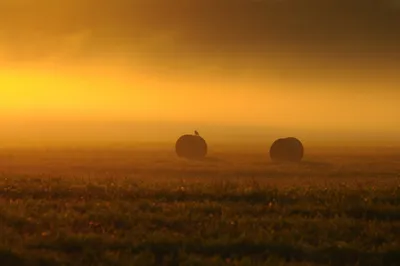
left=0, top=63, right=399, bottom=138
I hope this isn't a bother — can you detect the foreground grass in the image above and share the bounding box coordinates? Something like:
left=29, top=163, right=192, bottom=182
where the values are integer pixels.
left=0, top=146, right=399, bottom=265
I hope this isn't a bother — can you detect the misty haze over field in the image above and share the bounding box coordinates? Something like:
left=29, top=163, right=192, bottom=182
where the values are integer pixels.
left=0, top=0, right=399, bottom=146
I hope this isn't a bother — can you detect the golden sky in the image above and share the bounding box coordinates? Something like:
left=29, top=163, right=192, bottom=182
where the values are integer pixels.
left=1, top=63, right=399, bottom=143
left=0, top=0, right=399, bottom=144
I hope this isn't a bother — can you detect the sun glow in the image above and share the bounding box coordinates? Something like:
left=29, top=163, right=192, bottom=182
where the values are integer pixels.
left=0, top=66, right=162, bottom=121
left=0, top=63, right=399, bottom=140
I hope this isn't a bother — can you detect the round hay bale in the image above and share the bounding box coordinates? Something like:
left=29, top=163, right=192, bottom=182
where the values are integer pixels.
left=175, top=132, right=207, bottom=159
left=269, top=137, right=304, bottom=162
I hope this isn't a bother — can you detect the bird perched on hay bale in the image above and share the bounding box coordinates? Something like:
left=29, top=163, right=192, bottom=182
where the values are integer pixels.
left=269, top=137, right=304, bottom=162
left=175, top=131, right=207, bottom=159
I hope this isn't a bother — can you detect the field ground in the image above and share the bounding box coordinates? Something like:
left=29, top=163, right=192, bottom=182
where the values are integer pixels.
left=0, top=144, right=399, bottom=265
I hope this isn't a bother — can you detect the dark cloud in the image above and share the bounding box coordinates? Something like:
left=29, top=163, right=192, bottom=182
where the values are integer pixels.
left=1, top=0, right=399, bottom=77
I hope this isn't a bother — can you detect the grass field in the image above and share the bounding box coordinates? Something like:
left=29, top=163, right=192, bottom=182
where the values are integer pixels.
left=0, top=144, right=399, bottom=265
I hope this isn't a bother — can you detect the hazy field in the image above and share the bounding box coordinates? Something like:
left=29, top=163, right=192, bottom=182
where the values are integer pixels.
left=0, top=144, right=399, bottom=266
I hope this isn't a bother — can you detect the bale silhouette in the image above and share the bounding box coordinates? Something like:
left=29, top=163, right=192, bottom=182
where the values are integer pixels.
left=175, top=131, right=207, bottom=159
left=269, top=137, right=304, bottom=162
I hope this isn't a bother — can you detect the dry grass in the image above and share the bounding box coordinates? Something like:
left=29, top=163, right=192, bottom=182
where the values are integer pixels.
left=0, top=144, right=399, bottom=265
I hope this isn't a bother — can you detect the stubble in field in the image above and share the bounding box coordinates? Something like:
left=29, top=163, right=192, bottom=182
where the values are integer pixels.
left=0, top=144, right=399, bottom=265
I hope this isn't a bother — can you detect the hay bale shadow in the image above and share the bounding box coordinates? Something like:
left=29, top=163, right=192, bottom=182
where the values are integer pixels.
left=201, top=156, right=224, bottom=163
left=179, top=156, right=224, bottom=163
left=267, top=160, right=332, bottom=168
left=300, top=160, right=332, bottom=168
